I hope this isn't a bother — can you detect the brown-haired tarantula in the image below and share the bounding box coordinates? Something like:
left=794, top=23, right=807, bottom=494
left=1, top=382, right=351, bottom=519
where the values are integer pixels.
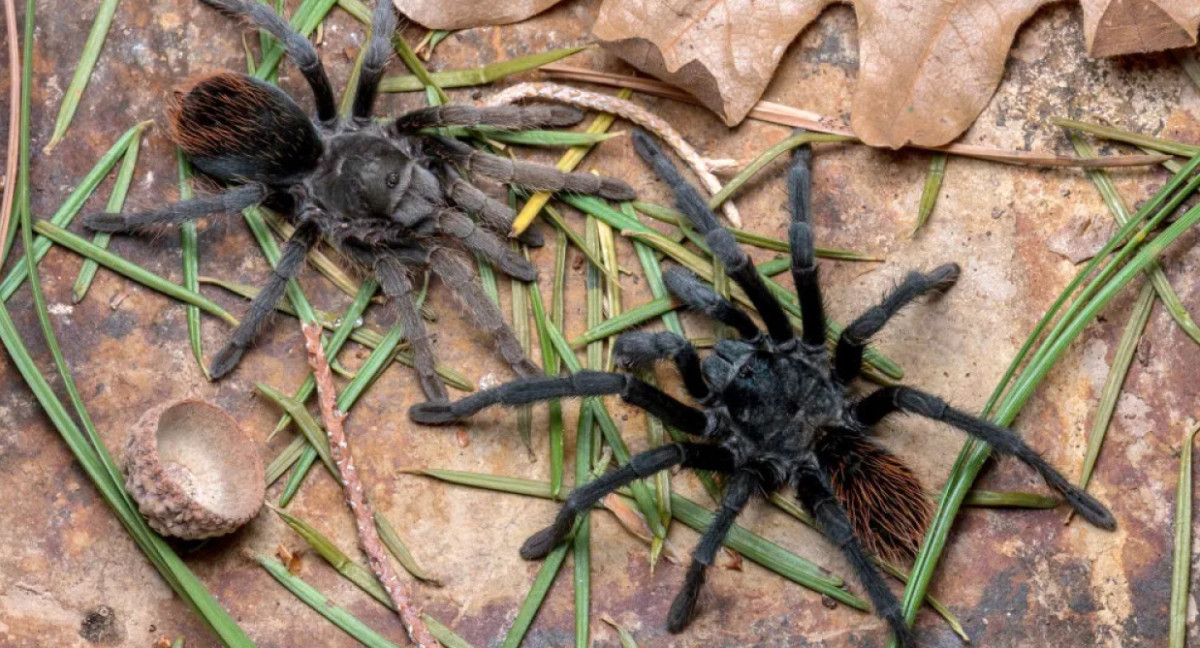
left=411, top=131, right=1117, bottom=644
left=83, top=0, right=634, bottom=400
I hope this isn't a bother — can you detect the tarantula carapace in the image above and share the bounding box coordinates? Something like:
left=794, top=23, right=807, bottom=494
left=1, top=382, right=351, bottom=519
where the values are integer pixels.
left=83, top=0, right=634, bottom=401
left=410, top=131, right=1117, bottom=644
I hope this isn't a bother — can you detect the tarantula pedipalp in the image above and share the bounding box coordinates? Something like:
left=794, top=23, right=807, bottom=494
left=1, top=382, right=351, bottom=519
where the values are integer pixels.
left=410, top=131, right=1117, bottom=645
left=83, top=0, right=634, bottom=401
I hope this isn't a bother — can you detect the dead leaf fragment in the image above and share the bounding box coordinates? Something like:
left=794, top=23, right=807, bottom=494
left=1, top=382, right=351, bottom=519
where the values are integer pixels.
left=593, top=0, right=1200, bottom=148
left=393, top=0, right=565, bottom=30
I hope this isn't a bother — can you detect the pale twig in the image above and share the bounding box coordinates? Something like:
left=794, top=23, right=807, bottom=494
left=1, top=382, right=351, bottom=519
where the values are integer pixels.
left=0, top=0, right=20, bottom=265
left=485, top=82, right=743, bottom=226
left=301, top=323, right=441, bottom=648
left=540, top=65, right=1171, bottom=168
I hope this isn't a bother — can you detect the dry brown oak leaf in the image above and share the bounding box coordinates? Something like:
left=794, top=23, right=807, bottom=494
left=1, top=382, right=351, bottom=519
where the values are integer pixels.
left=592, top=0, right=1200, bottom=148
left=393, top=0, right=563, bottom=29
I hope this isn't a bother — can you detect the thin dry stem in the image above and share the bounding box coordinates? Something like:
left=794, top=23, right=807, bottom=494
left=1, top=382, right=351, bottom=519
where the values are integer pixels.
left=540, top=65, right=1172, bottom=168
left=301, top=323, right=441, bottom=648
left=486, top=82, right=743, bottom=226
left=0, top=0, right=21, bottom=262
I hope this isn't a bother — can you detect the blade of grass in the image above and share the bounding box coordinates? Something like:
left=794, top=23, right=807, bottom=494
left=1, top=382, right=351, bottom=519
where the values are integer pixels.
left=528, top=230, right=566, bottom=497
left=962, top=490, right=1059, bottom=509
left=912, top=153, right=947, bottom=236
left=72, top=125, right=144, bottom=302
left=250, top=552, right=402, bottom=648
left=375, top=513, right=440, bottom=584
left=429, top=128, right=620, bottom=148
left=634, top=200, right=881, bottom=261
left=600, top=616, right=639, bottom=648
left=255, top=0, right=337, bottom=81
left=1068, top=280, right=1153, bottom=522
left=278, top=314, right=417, bottom=505
left=176, top=151, right=209, bottom=379
left=271, top=506, right=393, bottom=607
left=1, top=121, right=149, bottom=302
left=0, top=0, right=20, bottom=266
left=1052, top=117, right=1200, bottom=157
left=33, top=221, right=238, bottom=325
left=511, top=88, right=632, bottom=235
left=408, top=469, right=857, bottom=602
left=537, top=203, right=618, bottom=282
left=421, top=615, right=475, bottom=648
left=44, top=0, right=119, bottom=151
left=1168, top=421, right=1200, bottom=648
left=569, top=297, right=679, bottom=348
left=255, top=383, right=336, bottom=477
left=707, top=131, right=855, bottom=209
left=1068, top=132, right=1200, bottom=345
left=381, top=46, right=588, bottom=92
left=895, top=200, right=1200, bottom=644
left=268, top=279, right=377, bottom=439
left=501, top=527, right=575, bottom=648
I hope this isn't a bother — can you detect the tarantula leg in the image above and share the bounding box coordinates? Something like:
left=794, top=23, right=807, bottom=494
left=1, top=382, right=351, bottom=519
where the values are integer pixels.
left=633, top=130, right=794, bottom=344
left=376, top=255, right=449, bottom=402
left=395, top=104, right=584, bottom=132
left=662, top=268, right=761, bottom=341
left=201, top=0, right=336, bottom=122
left=438, top=210, right=537, bottom=282
left=667, top=470, right=755, bottom=633
left=429, top=248, right=540, bottom=377
left=833, top=263, right=961, bottom=383
left=210, top=219, right=319, bottom=378
left=83, top=184, right=266, bottom=233
left=787, top=142, right=826, bottom=349
left=613, top=331, right=710, bottom=401
left=795, top=460, right=913, bottom=648
left=409, top=371, right=713, bottom=436
left=522, top=443, right=736, bottom=560
left=854, top=387, right=1117, bottom=530
left=350, top=0, right=396, bottom=119
left=425, top=137, right=636, bottom=200
left=442, top=172, right=544, bottom=246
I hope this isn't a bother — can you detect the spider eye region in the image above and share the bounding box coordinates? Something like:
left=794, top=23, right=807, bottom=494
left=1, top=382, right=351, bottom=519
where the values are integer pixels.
left=386, top=172, right=401, bottom=188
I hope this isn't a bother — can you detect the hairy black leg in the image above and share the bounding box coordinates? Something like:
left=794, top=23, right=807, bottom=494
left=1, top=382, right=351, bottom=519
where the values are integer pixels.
left=210, top=219, right=319, bottom=378
left=396, top=104, right=584, bottom=131
left=662, top=268, right=761, bottom=341
left=440, top=170, right=544, bottom=247
left=200, top=0, right=336, bottom=122
left=438, top=210, right=537, bottom=281
left=409, top=371, right=712, bottom=435
left=795, top=460, right=912, bottom=647
left=787, top=142, right=826, bottom=348
left=83, top=185, right=266, bottom=233
left=854, top=387, right=1116, bottom=530
left=428, top=248, right=540, bottom=378
left=376, top=255, right=448, bottom=402
left=522, top=443, right=736, bottom=560
left=350, top=0, right=396, bottom=118
left=833, top=263, right=960, bottom=383
left=668, top=470, right=755, bottom=632
left=425, top=137, right=635, bottom=200
left=632, top=130, right=793, bottom=343
left=613, top=331, right=710, bottom=401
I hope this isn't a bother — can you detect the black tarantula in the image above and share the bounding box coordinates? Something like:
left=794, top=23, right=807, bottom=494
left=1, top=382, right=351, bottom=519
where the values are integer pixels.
left=410, top=131, right=1117, bottom=644
left=83, top=0, right=634, bottom=401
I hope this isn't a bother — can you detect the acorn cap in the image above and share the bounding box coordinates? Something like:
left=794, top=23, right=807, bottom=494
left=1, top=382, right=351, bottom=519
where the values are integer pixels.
left=124, top=399, right=264, bottom=540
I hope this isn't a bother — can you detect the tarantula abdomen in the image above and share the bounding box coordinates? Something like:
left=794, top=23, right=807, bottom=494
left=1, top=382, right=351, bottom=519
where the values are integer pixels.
left=169, top=72, right=323, bottom=185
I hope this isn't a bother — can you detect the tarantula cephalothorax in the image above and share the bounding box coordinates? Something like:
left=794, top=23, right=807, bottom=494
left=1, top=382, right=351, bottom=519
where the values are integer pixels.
left=410, top=131, right=1117, bottom=644
left=83, top=0, right=634, bottom=400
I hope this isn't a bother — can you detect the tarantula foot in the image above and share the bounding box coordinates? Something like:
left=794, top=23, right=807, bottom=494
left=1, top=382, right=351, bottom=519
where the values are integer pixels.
left=666, top=565, right=705, bottom=633
left=519, top=521, right=570, bottom=560
left=408, top=402, right=458, bottom=425
left=613, top=331, right=680, bottom=371
left=82, top=212, right=131, bottom=233
left=516, top=227, right=544, bottom=248
left=209, top=344, right=246, bottom=379
left=928, top=262, right=961, bottom=292
left=598, top=178, right=637, bottom=201
left=1061, top=485, right=1117, bottom=530
left=507, top=257, right=539, bottom=283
